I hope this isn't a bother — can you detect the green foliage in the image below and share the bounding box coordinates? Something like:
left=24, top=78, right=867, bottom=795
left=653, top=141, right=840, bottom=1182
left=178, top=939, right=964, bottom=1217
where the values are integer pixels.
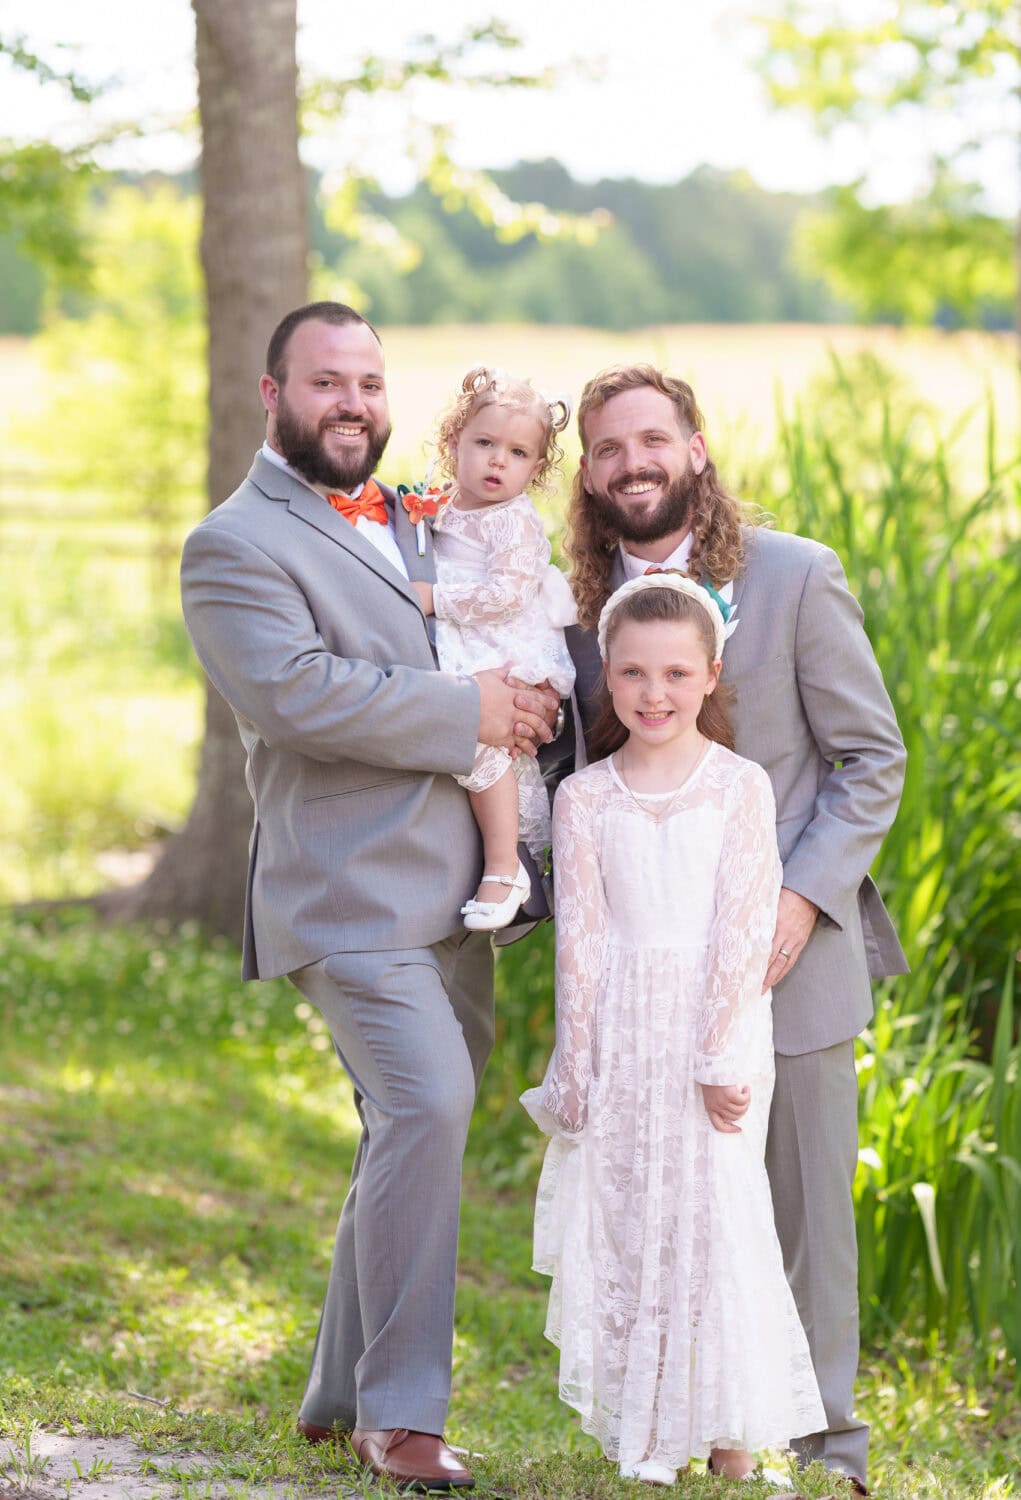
left=306, top=21, right=602, bottom=300
left=773, top=355, right=1019, bottom=995
left=0, top=33, right=96, bottom=102
left=1, top=189, right=207, bottom=901
left=487, top=224, right=667, bottom=330
left=0, top=140, right=97, bottom=285
left=322, top=163, right=841, bottom=329
left=0, top=231, right=44, bottom=332
left=0, top=912, right=1017, bottom=1493
left=754, top=0, right=1018, bottom=326
left=764, top=356, right=1021, bottom=1364
left=319, top=206, right=488, bottom=324
left=758, top=1, right=1019, bottom=122
left=301, top=19, right=557, bottom=126
left=795, top=179, right=1016, bottom=326
left=0, top=31, right=102, bottom=284
left=17, top=183, right=207, bottom=536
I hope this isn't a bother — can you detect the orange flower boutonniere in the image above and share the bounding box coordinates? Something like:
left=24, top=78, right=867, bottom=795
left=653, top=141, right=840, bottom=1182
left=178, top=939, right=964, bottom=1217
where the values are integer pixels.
left=397, top=480, right=454, bottom=554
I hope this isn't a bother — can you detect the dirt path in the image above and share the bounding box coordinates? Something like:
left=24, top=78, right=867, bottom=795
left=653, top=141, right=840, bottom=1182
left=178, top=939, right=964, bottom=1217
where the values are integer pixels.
left=0, top=1431, right=360, bottom=1500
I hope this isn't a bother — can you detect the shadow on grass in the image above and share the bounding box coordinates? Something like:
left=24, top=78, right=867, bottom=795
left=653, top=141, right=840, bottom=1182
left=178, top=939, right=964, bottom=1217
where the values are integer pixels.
left=0, top=912, right=366, bottom=1411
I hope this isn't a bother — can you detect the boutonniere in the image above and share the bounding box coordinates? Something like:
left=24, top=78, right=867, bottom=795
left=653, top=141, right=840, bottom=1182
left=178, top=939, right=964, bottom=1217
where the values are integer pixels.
left=702, top=577, right=740, bottom=645
left=397, top=480, right=453, bottom=555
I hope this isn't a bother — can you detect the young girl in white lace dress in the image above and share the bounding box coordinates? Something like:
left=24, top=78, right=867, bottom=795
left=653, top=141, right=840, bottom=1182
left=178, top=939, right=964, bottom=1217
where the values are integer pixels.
left=410, top=367, right=576, bottom=931
left=522, top=574, right=825, bottom=1485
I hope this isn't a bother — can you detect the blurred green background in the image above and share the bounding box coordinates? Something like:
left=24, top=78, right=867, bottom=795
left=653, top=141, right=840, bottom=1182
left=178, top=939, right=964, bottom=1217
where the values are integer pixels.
left=1, top=4, right=1018, bottom=1495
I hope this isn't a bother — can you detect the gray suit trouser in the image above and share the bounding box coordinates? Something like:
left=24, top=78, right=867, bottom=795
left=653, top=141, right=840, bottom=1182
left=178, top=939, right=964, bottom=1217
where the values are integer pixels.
left=765, top=1040, right=869, bottom=1482
left=289, top=932, right=494, bottom=1435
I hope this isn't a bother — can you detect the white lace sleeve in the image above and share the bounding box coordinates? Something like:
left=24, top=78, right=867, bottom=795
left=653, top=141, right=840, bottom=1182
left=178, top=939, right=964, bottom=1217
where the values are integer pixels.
left=433, top=501, right=549, bottom=626
left=694, top=762, right=781, bottom=1086
left=522, top=778, right=606, bottom=1138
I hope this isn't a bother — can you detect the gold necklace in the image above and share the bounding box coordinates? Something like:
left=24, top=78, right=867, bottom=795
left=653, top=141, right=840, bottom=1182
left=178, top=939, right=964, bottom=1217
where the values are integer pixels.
left=616, top=738, right=710, bottom=824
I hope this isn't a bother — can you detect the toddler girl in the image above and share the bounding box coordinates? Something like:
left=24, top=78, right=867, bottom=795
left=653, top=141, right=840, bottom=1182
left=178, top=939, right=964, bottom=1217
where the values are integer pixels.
left=411, top=367, right=576, bottom=931
left=522, top=573, right=824, bottom=1484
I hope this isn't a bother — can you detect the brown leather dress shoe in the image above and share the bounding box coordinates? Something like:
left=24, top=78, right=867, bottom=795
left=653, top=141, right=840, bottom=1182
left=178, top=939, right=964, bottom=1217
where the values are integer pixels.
left=295, top=1417, right=351, bottom=1445
left=349, top=1427, right=474, bottom=1491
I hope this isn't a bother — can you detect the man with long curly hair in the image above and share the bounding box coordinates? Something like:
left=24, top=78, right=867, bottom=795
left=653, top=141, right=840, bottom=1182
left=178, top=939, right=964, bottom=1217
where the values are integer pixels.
left=563, top=364, right=908, bottom=1495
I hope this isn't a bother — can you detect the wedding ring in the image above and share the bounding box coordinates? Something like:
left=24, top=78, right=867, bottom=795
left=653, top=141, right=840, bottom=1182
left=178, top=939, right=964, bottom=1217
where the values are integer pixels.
left=779, top=947, right=791, bottom=959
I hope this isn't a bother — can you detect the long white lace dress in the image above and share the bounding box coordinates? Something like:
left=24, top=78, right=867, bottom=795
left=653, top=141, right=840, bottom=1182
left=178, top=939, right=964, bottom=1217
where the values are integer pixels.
left=521, top=746, right=825, bottom=1470
left=432, top=492, right=575, bottom=857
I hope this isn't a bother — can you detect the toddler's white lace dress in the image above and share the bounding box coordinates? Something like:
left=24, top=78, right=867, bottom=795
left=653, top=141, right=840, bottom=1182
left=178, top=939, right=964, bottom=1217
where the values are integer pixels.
left=432, top=493, right=575, bottom=858
left=521, top=746, right=825, bottom=1470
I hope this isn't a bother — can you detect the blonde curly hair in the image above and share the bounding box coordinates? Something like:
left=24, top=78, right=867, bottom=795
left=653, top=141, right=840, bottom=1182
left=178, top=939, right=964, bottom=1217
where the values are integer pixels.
left=565, top=364, right=752, bottom=630
left=435, top=366, right=570, bottom=495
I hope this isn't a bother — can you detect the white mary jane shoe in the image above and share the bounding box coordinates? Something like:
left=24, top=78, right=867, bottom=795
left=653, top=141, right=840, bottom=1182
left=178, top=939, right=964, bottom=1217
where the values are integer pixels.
left=620, top=1460, right=677, bottom=1486
left=461, top=860, right=530, bottom=931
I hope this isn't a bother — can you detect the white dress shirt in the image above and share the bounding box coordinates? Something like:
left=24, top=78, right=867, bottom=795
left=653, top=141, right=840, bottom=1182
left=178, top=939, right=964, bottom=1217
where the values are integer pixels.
left=619, top=534, right=735, bottom=617
left=619, top=534, right=694, bottom=581
left=261, top=441, right=408, bottom=581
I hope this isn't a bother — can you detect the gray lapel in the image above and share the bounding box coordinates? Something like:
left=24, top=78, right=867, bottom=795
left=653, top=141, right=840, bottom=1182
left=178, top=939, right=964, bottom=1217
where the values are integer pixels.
left=285, top=487, right=417, bottom=602
left=390, top=487, right=437, bottom=584
left=388, top=484, right=438, bottom=648
left=724, top=524, right=759, bottom=622
left=246, top=451, right=418, bottom=607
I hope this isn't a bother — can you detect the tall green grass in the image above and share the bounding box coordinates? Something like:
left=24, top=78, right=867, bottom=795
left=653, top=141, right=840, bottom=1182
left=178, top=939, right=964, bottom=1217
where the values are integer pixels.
left=764, top=359, right=1020, bottom=1369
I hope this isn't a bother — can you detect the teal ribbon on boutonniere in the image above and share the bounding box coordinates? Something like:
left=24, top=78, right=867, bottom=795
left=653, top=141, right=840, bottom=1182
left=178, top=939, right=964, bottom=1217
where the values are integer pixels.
left=700, top=577, right=732, bottom=623
left=397, top=480, right=454, bottom=556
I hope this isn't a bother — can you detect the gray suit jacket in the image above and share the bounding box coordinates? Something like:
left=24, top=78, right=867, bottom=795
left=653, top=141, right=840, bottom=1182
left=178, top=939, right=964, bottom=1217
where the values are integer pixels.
left=181, top=453, right=484, bottom=980
left=568, top=526, right=908, bottom=1055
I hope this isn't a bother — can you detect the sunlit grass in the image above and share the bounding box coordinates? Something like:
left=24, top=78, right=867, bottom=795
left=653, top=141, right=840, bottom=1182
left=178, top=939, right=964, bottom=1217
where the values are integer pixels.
left=0, top=914, right=1017, bottom=1496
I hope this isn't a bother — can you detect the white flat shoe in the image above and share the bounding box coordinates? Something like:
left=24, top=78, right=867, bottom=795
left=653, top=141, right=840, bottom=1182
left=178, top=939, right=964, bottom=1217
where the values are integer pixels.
left=620, top=1460, right=677, bottom=1485
left=461, top=860, right=530, bottom=931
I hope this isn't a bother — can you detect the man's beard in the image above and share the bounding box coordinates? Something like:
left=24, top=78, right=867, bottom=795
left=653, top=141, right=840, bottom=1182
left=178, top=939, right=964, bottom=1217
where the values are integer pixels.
left=587, top=468, right=697, bottom=544
left=275, top=395, right=391, bottom=492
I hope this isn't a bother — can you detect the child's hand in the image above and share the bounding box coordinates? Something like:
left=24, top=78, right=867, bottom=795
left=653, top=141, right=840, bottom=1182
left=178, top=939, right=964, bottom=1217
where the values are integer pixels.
left=700, top=1082, right=751, bottom=1133
left=411, top=581, right=434, bottom=615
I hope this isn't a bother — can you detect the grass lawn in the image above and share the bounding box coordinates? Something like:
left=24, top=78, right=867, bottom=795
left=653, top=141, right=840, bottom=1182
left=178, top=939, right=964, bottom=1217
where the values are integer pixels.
left=0, top=915, right=1015, bottom=1498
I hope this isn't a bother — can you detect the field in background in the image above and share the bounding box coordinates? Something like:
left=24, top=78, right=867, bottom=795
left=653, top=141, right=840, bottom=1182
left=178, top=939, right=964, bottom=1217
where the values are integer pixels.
left=2, top=323, right=1018, bottom=476
left=0, top=321, right=1017, bottom=903
left=376, top=322, right=1019, bottom=474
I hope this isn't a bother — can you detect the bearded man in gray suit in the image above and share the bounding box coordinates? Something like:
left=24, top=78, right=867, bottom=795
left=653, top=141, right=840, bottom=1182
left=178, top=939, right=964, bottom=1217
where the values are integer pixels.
left=180, top=302, right=556, bottom=1493
left=564, top=365, right=907, bottom=1495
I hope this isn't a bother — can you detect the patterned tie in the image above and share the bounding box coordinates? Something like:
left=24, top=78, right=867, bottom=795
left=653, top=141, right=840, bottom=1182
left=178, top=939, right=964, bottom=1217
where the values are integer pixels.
left=326, top=478, right=387, bottom=526
left=644, top=566, right=665, bottom=575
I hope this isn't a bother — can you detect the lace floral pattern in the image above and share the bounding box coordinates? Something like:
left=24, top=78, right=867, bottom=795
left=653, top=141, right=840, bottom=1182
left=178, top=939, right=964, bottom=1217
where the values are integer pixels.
left=432, top=494, right=576, bottom=696
left=521, top=747, right=826, bottom=1468
left=433, top=494, right=575, bottom=854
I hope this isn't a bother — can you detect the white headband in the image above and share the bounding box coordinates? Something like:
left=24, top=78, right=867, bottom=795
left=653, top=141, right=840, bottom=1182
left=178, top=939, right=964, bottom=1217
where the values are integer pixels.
left=597, top=573, right=726, bottom=660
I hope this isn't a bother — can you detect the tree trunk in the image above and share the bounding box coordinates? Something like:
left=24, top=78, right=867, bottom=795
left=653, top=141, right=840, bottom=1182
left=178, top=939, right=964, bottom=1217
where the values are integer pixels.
left=105, top=0, right=308, bottom=938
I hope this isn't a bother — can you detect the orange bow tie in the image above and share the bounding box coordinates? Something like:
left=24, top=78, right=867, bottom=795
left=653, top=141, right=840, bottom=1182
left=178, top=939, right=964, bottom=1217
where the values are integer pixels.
left=326, top=479, right=388, bottom=526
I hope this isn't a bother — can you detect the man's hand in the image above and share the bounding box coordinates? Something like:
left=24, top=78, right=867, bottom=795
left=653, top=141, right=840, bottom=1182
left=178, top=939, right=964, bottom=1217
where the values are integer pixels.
left=700, top=1082, right=751, bottom=1134
left=475, top=668, right=556, bottom=756
left=411, top=581, right=434, bottom=616
left=507, top=675, right=559, bottom=755
left=763, top=888, right=819, bottom=993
